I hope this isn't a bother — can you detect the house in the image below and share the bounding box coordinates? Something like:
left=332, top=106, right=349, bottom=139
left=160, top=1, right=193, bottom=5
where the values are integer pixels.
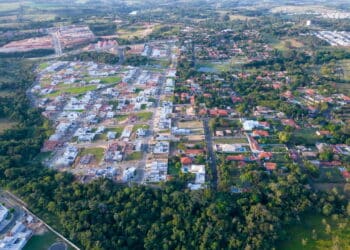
left=181, top=157, right=192, bottom=166
left=144, top=161, right=168, bottom=182
left=0, top=205, right=9, bottom=224
left=333, top=144, right=350, bottom=155
left=281, top=119, right=300, bottom=129
left=247, top=135, right=263, bottom=153
left=215, top=144, right=247, bottom=153
left=341, top=169, right=350, bottom=181
left=53, top=146, right=79, bottom=167
left=252, top=130, right=269, bottom=137
left=0, top=221, right=32, bottom=250
left=153, top=142, right=170, bottom=154
left=121, top=125, right=133, bottom=139
left=264, top=162, right=277, bottom=171
left=136, top=128, right=147, bottom=137
left=209, top=108, right=228, bottom=117
left=185, top=149, right=205, bottom=157
left=226, top=155, right=246, bottom=161
left=183, top=164, right=206, bottom=190
left=107, top=131, right=117, bottom=140
left=242, top=120, right=269, bottom=131
left=198, top=109, right=208, bottom=116
left=42, top=140, right=62, bottom=152
left=172, top=127, right=191, bottom=136
left=215, top=130, right=224, bottom=137
left=122, top=167, right=136, bottom=182
left=80, top=154, right=94, bottom=165
left=258, top=152, right=273, bottom=160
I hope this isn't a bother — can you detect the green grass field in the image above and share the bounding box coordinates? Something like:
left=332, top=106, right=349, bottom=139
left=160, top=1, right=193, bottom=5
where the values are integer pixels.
left=277, top=214, right=350, bottom=250
left=132, top=124, right=150, bottom=132
left=46, top=85, right=97, bottom=98
left=80, top=147, right=105, bottom=163
left=24, top=231, right=58, bottom=250
left=126, top=151, right=143, bottom=161
left=136, top=112, right=153, bottom=121
left=100, top=76, right=122, bottom=84
left=115, top=115, right=129, bottom=122
left=38, top=62, right=49, bottom=70
left=273, top=38, right=304, bottom=51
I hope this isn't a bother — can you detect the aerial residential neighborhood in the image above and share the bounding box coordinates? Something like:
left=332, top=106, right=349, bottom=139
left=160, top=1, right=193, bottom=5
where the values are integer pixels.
left=0, top=0, right=350, bottom=249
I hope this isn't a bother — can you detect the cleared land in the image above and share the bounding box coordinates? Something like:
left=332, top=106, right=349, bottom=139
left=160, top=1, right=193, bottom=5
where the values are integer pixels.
left=79, top=147, right=105, bottom=163
left=273, top=38, right=304, bottom=51
left=277, top=214, right=350, bottom=250
left=117, top=23, right=158, bottom=39
left=46, top=85, right=97, bottom=98
left=341, top=59, right=350, bottom=81
left=0, top=119, right=17, bottom=133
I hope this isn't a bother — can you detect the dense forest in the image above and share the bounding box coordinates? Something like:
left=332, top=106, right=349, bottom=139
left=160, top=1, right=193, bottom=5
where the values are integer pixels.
left=0, top=59, right=349, bottom=249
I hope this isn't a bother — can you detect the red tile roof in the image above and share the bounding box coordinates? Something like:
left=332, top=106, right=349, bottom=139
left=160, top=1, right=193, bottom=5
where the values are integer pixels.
left=281, top=119, right=300, bottom=129
left=265, top=162, right=277, bottom=170
left=226, top=155, right=246, bottom=161
left=208, top=109, right=229, bottom=117
left=321, top=161, right=342, bottom=167
left=258, top=152, right=273, bottom=159
left=342, top=171, right=350, bottom=179
left=252, top=130, right=269, bottom=137
left=231, top=96, right=242, bottom=103
left=181, top=157, right=192, bottom=165
left=185, top=149, right=205, bottom=155
left=198, top=109, right=208, bottom=115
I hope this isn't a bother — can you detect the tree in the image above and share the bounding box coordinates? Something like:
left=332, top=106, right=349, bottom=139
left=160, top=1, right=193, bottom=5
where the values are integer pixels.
left=278, top=131, right=291, bottom=144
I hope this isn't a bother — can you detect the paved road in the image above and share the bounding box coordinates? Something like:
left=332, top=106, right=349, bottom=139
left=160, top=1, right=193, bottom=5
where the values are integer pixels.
left=203, top=118, right=218, bottom=190
left=0, top=193, right=23, bottom=235
left=51, top=32, right=63, bottom=57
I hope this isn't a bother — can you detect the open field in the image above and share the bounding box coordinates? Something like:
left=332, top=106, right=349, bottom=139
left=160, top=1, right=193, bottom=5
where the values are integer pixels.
left=229, top=14, right=256, bottom=21
left=178, top=121, right=203, bottom=129
left=100, top=76, right=121, bottom=84
left=23, top=231, right=60, bottom=250
left=136, top=112, right=153, bottom=121
left=277, top=214, right=350, bottom=250
left=0, top=119, right=17, bottom=133
left=126, top=151, right=143, bottom=161
left=273, top=38, right=304, bottom=51
left=132, top=124, right=150, bottom=132
left=117, top=23, right=158, bottom=39
left=197, top=57, right=248, bottom=73
left=270, top=5, right=335, bottom=14
left=340, top=59, right=350, bottom=81
left=46, top=85, right=97, bottom=98
left=79, top=147, right=105, bottom=163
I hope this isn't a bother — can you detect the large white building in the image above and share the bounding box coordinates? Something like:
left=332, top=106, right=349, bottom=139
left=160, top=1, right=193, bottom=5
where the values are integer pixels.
left=0, top=205, right=9, bottom=224
left=0, top=221, right=32, bottom=250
